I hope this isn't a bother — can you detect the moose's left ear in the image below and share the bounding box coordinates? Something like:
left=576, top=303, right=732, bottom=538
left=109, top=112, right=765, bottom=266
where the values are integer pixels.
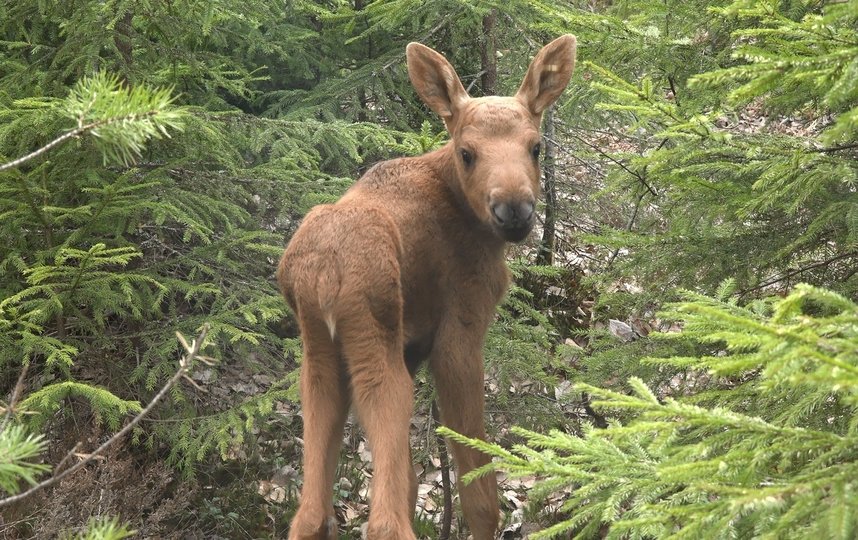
left=515, top=35, right=577, bottom=117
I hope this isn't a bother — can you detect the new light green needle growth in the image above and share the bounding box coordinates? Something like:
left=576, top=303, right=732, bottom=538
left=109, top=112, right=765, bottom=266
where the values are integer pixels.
left=67, top=517, right=135, bottom=540
left=697, top=0, right=858, bottom=144
left=0, top=73, right=184, bottom=171
left=0, top=425, right=49, bottom=495
left=63, top=73, right=184, bottom=166
left=0, top=68, right=184, bottom=536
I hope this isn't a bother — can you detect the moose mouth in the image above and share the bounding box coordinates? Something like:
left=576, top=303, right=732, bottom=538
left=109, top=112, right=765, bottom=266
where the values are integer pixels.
left=493, top=221, right=534, bottom=243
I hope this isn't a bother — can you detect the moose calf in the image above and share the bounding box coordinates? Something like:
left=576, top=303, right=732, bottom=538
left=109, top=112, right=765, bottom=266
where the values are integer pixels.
left=278, top=35, right=576, bottom=539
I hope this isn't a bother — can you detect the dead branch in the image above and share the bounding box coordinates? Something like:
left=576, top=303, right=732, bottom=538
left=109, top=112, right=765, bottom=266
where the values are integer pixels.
left=738, top=251, right=858, bottom=297
left=0, top=324, right=211, bottom=508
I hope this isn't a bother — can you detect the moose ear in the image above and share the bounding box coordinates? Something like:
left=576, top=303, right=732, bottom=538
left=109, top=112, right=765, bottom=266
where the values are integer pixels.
left=406, top=43, right=470, bottom=125
left=515, top=35, right=577, bottom=117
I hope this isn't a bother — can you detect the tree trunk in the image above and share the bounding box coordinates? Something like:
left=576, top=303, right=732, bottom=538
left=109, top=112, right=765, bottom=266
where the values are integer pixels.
left=480, top=10, right=497, bottom=95
left=536, top=106, right=557, bottom=266
left=355, top=0, right=370, bottom=121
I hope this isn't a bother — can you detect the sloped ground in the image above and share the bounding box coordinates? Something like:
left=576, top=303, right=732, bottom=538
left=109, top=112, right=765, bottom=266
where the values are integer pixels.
left=2, top=345, right=587, bottom=539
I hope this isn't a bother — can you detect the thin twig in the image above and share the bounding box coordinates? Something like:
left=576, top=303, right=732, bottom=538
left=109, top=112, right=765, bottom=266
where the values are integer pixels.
left=0, top=125, right=94, bottom=172
left=667, top=75, right=679, bottom=107
left=581, top=393, right=608, bottom=429
left=563, top=127, right=660, bottom=197
left=0, top=325, right=209, bottom=509
left=805, top=142, right=858, bottom=154
left=54, top=442, right=82, bottom=474
left=606, top=188, right=648, bottom=270
left=738, top=251, right=858, bottom=297
left=542, top=134, right=605, bottom=178
left=380, top=15, right=454, bottom=72
left=431, top=401, right=453, bottom=540
left=1, top=363, right=30, bottom=432
left=465, top=70, right=488, bottom=94
left=437, top=438, right=453, bottom=540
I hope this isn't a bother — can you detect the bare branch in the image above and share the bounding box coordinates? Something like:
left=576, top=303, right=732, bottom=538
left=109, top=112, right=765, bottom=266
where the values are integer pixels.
left=805, top=142, right=858, bottom=154
left=606, top=188, right=648, bottom=270
left=431, top=401, right=453, bottom=540
left=0, top=363, right=30, bottom=432
left=561, top=125, right=661, bottom=197
left=738, top=251, right=858, bottom=297
left=0, top=324, right=210, bottom=509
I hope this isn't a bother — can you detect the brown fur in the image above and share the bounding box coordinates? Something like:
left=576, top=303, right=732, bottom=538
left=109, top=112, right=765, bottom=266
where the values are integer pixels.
left=277, top=36, right=576, bottom=540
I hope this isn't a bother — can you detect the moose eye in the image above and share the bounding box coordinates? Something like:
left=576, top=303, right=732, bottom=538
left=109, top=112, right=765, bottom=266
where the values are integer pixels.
left=531, top=143, right=542, bottom=160
left=460, top=149, right=474, bottom=166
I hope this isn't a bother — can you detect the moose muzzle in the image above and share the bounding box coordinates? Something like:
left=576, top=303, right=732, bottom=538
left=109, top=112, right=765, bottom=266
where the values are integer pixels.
left=490, top=198, right=535, bottom=242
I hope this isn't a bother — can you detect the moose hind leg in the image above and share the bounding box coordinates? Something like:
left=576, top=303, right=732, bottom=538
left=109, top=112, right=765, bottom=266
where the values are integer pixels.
left=289, top=319, right=350, bottom=540
left=339, top=315, right=416, bottom=539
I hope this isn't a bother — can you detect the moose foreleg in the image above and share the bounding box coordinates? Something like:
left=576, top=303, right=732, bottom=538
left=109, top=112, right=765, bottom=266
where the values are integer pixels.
left=431, top=332, right=500, bottom=540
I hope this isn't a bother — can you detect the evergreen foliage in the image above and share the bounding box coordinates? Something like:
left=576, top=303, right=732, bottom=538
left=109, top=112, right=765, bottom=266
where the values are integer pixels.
left=545, top=0, right=858, bottom=422
left=483, top=261, right=573, bottom=430
left=1, top=4, right=572, bottom=536
left=0, top=425, right=49, bottom=495
left=451, top=284, right=858, bottom=539
left=67, top=517, right=134, bottom=540
left=444, top=0, right=858, bottom=537
left=18, top=381, right=143, bottom=432
left=61, top=72, right=183, bottom=165
left=0, top=64, right=185, bottom=538
left=579, top=0, right=858, bottom=302
left=2, top=0, right=856, bottom=536
left=0, top=0, right=429, bottom=479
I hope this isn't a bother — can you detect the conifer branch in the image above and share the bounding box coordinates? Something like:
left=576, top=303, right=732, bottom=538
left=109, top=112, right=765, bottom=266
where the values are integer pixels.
left=0, top=325, right=210, bottom=509
left=738, top=250, right=858, bottom=297
left=806, top=142, right=858, bottom=154
left=0, top=113, right=158, bottom=173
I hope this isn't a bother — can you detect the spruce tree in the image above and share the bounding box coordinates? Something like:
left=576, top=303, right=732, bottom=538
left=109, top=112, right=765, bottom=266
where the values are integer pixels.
left=446, top=1, right=858, bottom=537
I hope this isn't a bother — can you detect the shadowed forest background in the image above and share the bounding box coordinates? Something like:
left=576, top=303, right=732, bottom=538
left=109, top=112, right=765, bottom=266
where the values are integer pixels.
left=1, top=0, right=857, bottom=538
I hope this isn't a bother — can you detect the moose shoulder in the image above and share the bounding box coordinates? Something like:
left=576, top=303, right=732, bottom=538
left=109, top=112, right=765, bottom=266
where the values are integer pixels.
left=278, top=35, right=576, bottom=540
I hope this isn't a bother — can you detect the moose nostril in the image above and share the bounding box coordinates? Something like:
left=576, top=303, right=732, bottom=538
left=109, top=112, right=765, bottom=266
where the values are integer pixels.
left=519, top=201, right=534, bottom=222
left=491, top=200, right=535, bottom=228
left=491, top=202, right=512, bottom=224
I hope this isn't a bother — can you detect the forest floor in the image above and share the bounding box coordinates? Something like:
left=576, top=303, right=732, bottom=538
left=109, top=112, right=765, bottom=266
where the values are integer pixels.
left=2, top=351, right=583, bottom=539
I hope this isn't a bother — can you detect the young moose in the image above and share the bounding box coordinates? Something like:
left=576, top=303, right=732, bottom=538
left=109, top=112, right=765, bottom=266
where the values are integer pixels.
left=278, top=35, right=576, bottom=539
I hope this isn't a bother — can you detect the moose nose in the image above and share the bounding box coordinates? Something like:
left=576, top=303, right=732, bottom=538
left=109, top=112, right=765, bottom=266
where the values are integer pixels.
left=491, top=200, right=535, bottom=229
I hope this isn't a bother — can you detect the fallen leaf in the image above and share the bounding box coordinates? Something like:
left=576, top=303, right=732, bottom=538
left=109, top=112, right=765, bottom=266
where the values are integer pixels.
left=608, top=319, right=636, bottom=342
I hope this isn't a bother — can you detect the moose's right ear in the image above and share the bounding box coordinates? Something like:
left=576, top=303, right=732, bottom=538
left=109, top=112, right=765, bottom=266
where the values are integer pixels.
left=406, top=43, right=470, bottom=125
